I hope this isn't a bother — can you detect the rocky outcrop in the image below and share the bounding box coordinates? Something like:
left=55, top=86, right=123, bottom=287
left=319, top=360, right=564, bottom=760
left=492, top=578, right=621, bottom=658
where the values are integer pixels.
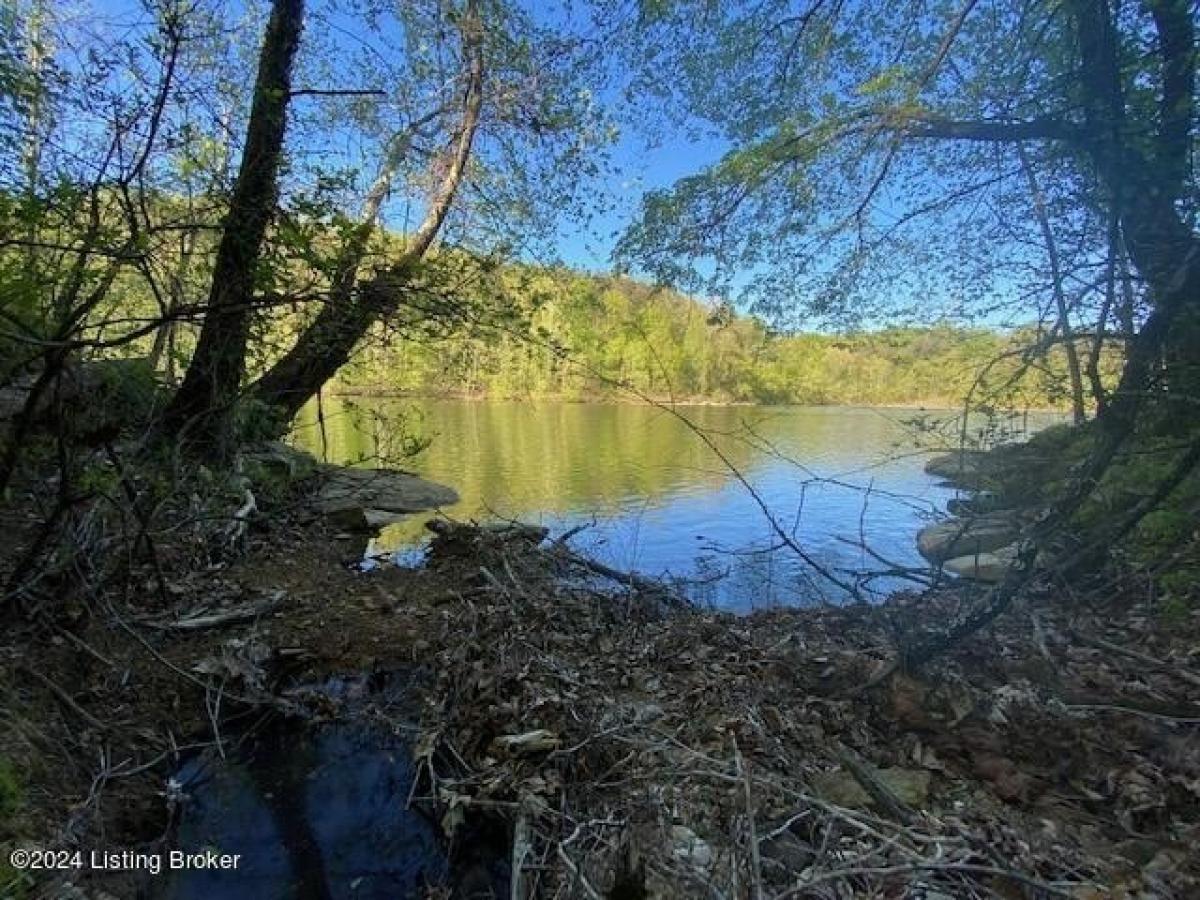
left=916, top=513, right=1022, bottom=564
left=924, top=450, right=991, bottom=487
left=315, top=466, right=459, bottom=531
left=941, top=544, right=1021, bottom=582
left=242, top=441, right=458, bottom=532
left=919, top=444, right=1045, bottom=581
left=244, top=440, right=318, bottom=478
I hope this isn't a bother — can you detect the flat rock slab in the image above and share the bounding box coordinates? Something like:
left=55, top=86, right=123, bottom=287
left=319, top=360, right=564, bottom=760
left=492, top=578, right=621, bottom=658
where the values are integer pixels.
left=942, top=544, right=1021, bottom=582
left=924, top=450, right=1001, bottom=488
left=244, top=441, right=319, bottom=478
left=315, top=466, right=458, bottom=532
left=917, top=515, right=1021, bottom=563
left=924, top=450, right=987, bottom=477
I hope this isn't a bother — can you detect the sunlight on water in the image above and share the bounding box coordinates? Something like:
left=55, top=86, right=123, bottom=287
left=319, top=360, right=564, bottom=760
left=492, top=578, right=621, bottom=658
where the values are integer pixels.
left=293, top=399, right=1053, bottom=610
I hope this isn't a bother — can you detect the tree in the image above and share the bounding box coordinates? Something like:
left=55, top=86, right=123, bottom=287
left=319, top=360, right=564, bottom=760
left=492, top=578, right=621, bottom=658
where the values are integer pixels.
left=616, top=0, right=1195, bottom=452
left=248, top=0, right=484, bottom=424
left=161, top=0, right=305, bottom=459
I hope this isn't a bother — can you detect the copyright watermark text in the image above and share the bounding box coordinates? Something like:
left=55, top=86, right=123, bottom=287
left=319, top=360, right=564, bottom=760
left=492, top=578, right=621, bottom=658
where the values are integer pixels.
left=9, top=848, right=241, bottom=876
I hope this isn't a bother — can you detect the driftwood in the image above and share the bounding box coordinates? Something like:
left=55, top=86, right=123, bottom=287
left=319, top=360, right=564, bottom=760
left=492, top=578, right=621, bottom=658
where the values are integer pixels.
left=426, top=518, right=683, bottom=602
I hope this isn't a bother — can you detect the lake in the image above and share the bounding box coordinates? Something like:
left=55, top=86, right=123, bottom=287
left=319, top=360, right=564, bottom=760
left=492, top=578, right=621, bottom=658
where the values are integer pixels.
left=292, top=398, right=1036, bottom=610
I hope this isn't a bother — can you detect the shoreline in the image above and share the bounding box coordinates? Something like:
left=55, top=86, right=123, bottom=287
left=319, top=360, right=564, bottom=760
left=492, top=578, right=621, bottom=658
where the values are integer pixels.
left=4, top=444, right=1195, bottom=897
left=323, top=386, right=1071, bottom=413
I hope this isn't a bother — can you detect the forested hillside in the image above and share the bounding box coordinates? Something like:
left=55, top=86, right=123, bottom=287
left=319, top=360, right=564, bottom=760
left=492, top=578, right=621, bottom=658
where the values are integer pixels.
left=335, top=271, right=1103, bottom=407
left=3, top=0, right=1199, bottom=897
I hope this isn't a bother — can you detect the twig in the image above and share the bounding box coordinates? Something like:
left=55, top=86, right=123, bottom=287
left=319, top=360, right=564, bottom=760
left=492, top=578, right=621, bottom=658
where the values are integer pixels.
left=1065, top=704, right=1200, bottom=724
left=732, top=736, right=764, bottom=900
left=141, top=591, right=284, bottom=631
left=1070, top=631, right=1200, bottom=690
left=511, top=806, right=533, bottom=900
left=547, top=543, right=682, bottom=601
left=556, top=843, right=603, bottom=900
left=22, top=666, right=108, bottom=733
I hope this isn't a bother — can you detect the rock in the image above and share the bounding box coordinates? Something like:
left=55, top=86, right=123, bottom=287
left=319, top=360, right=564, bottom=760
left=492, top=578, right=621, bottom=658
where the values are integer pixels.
left=244, top=441, right=318, bottom=478
left=942, top=543, right=1021, bottom=582
left=489, top=729, right=560, bottom=755
left=946, top=491, right=1003, bottom=516
left=916, top=515, right=1020, bottom=563
left=812, top=767, right=931, bottom=810
left=314, top=466, right=458, bottom=532
left=363, top=508, right=408, bottom=529
left=924, top=450, right=990, bottom=485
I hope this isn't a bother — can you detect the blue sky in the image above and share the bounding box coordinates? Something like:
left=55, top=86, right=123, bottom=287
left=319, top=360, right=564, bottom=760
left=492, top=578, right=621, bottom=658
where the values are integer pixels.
left=65, top=0, right=729, bottom=277
left=551, top=130, right=728, bottom=272
left=66, top=0, right=1040, bottom=328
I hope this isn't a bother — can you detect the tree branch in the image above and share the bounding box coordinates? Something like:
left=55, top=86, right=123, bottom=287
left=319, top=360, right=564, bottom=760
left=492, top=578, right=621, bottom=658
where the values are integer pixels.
left=903, top=114, right=1082, bottom=143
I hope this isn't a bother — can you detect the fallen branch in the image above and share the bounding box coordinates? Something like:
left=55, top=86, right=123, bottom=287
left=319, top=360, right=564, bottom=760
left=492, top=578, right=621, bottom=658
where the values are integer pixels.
left=22, top=666, right=108, bottom=733
left=141, top=591, right=285, bottom=632
left=547, top=543, right=683, bottom=601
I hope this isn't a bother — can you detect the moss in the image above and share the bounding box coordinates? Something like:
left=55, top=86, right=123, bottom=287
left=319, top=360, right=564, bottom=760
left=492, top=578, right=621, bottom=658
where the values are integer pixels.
left=980, top=420, right=1200, bottom=603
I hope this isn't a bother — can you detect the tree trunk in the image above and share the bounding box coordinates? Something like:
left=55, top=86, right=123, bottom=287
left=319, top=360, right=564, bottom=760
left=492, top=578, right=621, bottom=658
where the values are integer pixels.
left=249, top=0, right=484, bottom=426
left=1017, top=147, right=1086, bottom=424
left=1043, top=0, right=1199, bottom=523
left=161, top=0, right=304, bottom=460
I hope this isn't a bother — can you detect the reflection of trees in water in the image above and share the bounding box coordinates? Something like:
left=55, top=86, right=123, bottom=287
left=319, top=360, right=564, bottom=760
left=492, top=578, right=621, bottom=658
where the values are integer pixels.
left=292, top=397, right=764, bottom=515
left=168, top=726, right=446, bottom=899
left=293, top=400, right=968, bottom=596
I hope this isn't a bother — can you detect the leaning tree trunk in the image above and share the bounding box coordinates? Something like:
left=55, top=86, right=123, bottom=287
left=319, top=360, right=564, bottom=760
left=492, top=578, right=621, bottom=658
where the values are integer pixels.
left=250, top=0, right=484, bottom=427
left=161, top=0, right=304, bottom=461
left=1039, top=0, right=1198, bottom=525
left=1017, top=146, right=1087, bottom=424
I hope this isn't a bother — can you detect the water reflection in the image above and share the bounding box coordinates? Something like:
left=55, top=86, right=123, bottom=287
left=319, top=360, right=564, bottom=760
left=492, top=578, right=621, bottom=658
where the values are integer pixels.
left=293, top=399, right=1022, bottom=608
left=160, top=724, right=446, bottom=899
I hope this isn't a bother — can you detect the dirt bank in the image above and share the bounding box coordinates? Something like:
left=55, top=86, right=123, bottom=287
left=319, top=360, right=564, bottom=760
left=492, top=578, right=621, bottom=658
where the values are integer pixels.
left=3, top=507, right=1198, bottom=898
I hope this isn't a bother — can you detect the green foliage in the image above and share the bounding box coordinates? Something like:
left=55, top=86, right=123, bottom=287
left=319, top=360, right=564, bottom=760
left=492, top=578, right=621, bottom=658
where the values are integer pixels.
left=234, top=397, right=293, bottom=445
left=986, top=420, right=1200, bottom=601
left=335, top=270, right=1105, bottom=409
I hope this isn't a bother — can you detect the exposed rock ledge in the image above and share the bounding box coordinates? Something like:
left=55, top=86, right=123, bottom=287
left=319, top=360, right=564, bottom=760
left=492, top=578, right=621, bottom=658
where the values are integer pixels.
left=916, top=446, right=1051, bottom=585
left=314, top=466, right=459, bottom=531
left=923, top=450, right=991, bottom=486
left=915, top=512, right=1023, bottom=564
left=246, top=441, right=458, bottom=532
left=920, top=448, right=1037, bottom=582
left=941, top=545, right=1021, bottom=582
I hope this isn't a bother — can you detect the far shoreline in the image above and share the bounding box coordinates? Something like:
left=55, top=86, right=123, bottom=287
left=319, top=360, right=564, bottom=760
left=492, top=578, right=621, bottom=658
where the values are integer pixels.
left=323, top=385, right=1071, bottom=414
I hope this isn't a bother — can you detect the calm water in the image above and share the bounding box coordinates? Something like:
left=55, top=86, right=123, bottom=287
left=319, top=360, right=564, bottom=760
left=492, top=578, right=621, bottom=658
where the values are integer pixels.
left=292, top=398, right=1033, bottom=610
